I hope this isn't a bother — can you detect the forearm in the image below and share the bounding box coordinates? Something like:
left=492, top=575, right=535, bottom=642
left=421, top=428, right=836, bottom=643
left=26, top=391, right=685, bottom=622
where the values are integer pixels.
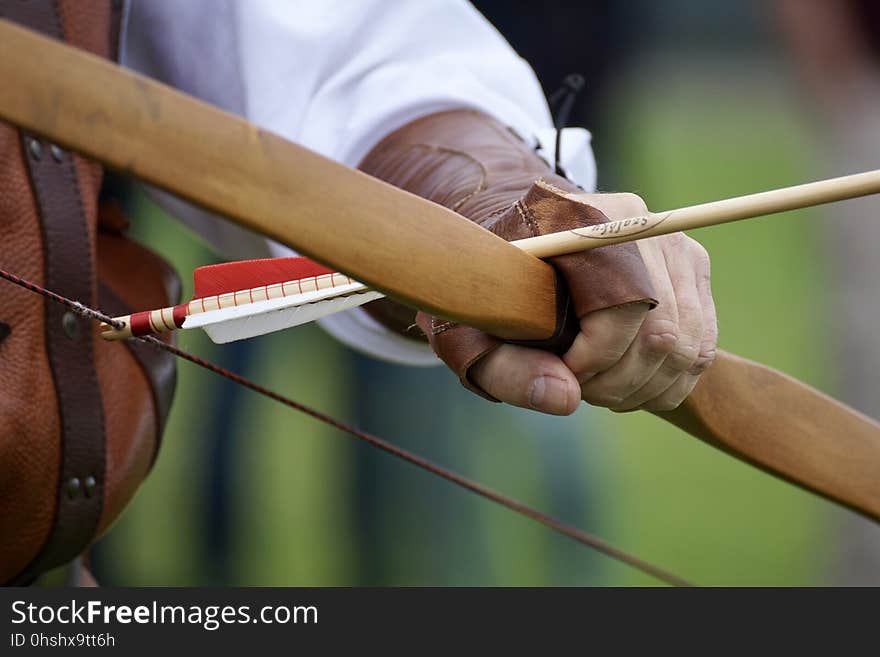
left=357, top=109, right=581, bottom=335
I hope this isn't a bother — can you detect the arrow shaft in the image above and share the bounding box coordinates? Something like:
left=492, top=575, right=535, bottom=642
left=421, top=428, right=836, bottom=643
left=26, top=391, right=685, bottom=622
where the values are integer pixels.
left=103, top=271, right=361, bottom=339
left=516, top=169, right=880, bottom=257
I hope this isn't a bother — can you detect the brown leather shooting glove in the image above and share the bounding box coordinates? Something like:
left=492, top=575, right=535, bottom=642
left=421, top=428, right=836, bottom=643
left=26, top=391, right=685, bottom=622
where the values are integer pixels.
left=358, top=109, right=657, bottom=399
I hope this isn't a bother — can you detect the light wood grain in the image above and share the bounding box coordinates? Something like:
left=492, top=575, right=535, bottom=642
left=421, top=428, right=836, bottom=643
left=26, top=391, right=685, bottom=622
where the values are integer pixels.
left=659, top=350, right=880, bottom=521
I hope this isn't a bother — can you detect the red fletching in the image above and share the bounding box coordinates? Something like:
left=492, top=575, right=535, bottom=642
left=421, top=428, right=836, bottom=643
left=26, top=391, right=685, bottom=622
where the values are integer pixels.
left=191, top=257, right=334, bottom=299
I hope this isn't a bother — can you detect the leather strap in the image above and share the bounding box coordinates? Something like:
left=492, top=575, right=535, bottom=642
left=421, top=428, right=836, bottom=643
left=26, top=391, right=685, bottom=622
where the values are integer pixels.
left=4, top=0, right=107, bottom=583
left=109, top=0, right=123, bottom=61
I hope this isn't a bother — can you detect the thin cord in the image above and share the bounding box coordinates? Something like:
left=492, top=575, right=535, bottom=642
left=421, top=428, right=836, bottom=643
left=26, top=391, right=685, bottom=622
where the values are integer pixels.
left=0, top=268, right=125, bottom=330
left=548, top=74, right=585, bottom=176
left=0, top=267, right=691, bottom=586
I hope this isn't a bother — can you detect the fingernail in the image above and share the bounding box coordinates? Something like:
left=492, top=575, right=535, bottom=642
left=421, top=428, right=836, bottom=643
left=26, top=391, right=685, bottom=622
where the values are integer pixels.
left=529, top=376, right=570, bottom=414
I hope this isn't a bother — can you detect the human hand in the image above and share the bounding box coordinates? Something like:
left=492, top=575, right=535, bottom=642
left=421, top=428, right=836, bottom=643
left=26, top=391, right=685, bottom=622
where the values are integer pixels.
left=469, top=192, right=717, bottom=415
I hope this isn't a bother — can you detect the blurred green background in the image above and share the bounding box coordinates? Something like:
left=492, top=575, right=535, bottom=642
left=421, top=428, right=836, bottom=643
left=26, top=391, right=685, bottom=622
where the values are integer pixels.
left=93, top=1, right=868, bottom=585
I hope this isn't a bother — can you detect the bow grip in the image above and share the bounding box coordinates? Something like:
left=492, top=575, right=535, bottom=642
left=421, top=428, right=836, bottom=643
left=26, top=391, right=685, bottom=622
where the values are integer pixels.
left=506, top=270, right=579, bottom=355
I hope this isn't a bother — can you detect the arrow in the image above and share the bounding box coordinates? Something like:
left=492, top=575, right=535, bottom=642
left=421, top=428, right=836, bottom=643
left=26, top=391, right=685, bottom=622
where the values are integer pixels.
left=102, top=170, right=880, bottom=343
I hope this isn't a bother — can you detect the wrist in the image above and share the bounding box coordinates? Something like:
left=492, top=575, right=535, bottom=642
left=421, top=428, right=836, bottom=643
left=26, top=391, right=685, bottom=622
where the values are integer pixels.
left=358, top=109, right=580, bottom=226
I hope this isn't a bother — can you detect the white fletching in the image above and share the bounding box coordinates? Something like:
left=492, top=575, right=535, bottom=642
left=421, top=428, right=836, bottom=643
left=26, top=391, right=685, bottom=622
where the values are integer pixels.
left=182, top=280, right=385, bottom=344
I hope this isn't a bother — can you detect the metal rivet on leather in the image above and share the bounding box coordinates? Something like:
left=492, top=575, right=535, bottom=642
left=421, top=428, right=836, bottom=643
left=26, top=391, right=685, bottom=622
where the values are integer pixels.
left=66, top=478, right=81, bottom=499
left=61, top=311, right=81, bottom=340
left=0, top=322, right=10, bottom=343
left=28, top=138, right=42, bottom=161
left=83, top=476, right=97, bottom=498
left=50, top=144, right=64, bottom=162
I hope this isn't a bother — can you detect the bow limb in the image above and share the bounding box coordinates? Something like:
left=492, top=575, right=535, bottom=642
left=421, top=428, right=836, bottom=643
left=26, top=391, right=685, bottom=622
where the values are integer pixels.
left=657, top=349, right=880, bottom=521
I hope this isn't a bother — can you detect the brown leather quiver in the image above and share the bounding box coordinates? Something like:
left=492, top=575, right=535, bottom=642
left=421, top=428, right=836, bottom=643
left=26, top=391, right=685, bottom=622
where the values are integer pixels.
left=0, top=0, right=178, bottom=584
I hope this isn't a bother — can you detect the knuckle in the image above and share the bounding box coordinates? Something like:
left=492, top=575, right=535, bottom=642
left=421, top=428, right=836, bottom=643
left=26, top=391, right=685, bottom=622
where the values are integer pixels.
left=643, top=331, right=677, bottom=358
left=689, top=348, right=717, bottom=375
left=616, top=192, right=648, bottom=216
left=688, top=325, right=719, bottom=376
left=641, top=318, right=678, bottom=357
left=689, top=239, right=710, bottom=266
left=667, top=339, right=701, bottom=371
left=684, top=238, right=713, bottom=286
left=642, top=315, right=705, bottom=373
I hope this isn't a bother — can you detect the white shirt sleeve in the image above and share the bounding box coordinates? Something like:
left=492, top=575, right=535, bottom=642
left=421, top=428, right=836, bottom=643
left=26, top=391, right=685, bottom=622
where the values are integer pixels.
left=121, top=0, right=596, bottom=365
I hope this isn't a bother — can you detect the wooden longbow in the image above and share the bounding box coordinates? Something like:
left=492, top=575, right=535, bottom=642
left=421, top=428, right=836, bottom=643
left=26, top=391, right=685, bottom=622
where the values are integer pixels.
left=1, top=19, right=878, bottom=526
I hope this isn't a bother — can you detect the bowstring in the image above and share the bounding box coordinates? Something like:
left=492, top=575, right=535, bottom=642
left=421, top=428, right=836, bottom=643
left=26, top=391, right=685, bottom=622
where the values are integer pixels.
left=0, top=267, right=691, bottom=587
